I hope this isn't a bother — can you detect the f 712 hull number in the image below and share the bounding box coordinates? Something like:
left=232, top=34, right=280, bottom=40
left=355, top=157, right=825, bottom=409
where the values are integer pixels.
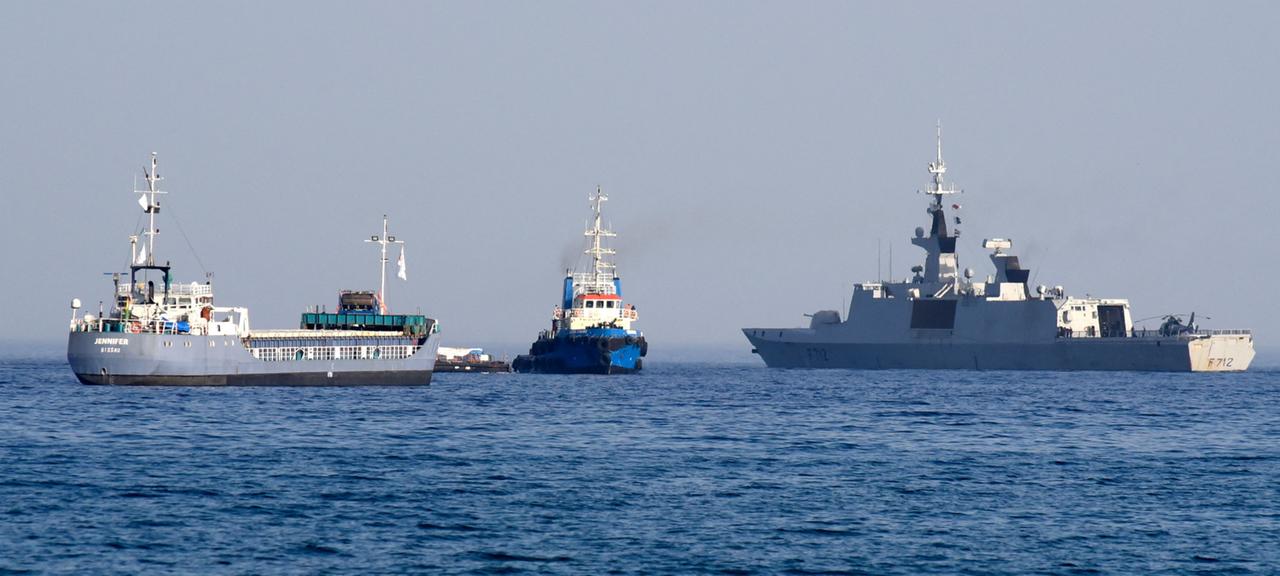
left=1206, top=357, right=1235, bottom=369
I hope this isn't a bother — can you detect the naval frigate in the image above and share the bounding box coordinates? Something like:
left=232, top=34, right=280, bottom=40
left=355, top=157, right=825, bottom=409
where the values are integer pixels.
left=742, top=129, right=1254, bottom=372
left=67, top=153, right=441, bottom=385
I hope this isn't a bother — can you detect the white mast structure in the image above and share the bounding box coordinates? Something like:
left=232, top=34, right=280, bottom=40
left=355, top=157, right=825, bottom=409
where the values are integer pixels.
left=135, top=152, right=166, bottom=266
left=924, top=122, right=958, bottom=209
left=583, top=186, right=617, bottom=291
left=364, top=215, right=404, bottom=314
left=911, top=123, right=963, bottom=287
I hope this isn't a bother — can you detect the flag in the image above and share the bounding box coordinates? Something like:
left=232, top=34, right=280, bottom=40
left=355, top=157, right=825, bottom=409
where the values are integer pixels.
left=138, top=194, right=149, bottom=211
left=396, top=246, right=407, bottom=280
left=134, top=244, right=147, bottom=265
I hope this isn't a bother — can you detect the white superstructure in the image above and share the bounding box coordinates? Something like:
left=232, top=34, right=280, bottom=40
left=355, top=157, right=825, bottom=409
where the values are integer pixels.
left=555, top=187, right=639, bottom=333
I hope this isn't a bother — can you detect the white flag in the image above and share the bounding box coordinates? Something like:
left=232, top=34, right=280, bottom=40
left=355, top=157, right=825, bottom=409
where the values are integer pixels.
left=134, top=244, right=147, bottom=265
left=396, top=246, right=407, bottom=280
left=137, top=194, right=149, bottom=211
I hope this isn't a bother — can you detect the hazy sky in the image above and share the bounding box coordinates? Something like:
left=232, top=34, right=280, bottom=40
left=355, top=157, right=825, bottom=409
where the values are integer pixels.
left=4, top=1, right=1278, bottom=355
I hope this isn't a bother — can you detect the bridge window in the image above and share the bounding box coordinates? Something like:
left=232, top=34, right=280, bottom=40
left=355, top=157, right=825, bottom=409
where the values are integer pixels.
left=606, top=301, right=615, bottom=308
left=910, top=300, right=957, bottom=329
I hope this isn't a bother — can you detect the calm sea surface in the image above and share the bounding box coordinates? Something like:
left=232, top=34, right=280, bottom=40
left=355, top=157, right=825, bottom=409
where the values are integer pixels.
left=2, top=350, right=1278, bottom=574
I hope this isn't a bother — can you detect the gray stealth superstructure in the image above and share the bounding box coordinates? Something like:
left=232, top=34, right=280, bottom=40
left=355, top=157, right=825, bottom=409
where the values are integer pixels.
left=743, top=130, right=1254, bottom=372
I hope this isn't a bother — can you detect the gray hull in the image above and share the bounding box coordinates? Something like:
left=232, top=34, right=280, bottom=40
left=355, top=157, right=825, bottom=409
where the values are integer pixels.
left=67, top=331, right=439, bottom=386
left=743, top=330, right=1255, bottom=372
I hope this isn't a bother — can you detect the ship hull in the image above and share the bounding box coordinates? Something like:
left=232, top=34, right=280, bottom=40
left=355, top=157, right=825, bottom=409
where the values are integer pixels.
left=68, top=331, right=439, bottom=386
left=434, top=359, right=512, bottom=373
left=72, top=371, right=433, bottom=386
left=512, top=329, right=645, bottom=374
left=743, top=330, right=1254, bottom=372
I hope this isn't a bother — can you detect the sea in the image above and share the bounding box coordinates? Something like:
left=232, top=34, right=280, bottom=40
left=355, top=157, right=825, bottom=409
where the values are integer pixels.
left=2, top=347, right=1278, bottom=575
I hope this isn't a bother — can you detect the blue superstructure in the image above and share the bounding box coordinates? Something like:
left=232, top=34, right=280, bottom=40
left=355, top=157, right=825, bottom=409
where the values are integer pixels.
left=514, top=188, right=646, bottom=374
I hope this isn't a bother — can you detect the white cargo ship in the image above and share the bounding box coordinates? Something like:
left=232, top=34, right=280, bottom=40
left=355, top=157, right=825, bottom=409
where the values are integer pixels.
left=67, top=153, right=441, bottom=385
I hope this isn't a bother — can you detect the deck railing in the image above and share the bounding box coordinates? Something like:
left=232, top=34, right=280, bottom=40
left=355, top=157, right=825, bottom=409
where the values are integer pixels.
left=565, top=308, right=638, bottom=320
left=116, top=282, right=213, bottom=297
left=571, top=273, right=617, bottom=294
left=1059, top=328, right=1252, bottom=339
left=250, top=344, right=422, bottom=362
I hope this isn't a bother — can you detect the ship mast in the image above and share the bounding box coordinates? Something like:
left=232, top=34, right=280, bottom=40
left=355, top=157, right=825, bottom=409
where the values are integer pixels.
left=925, top=122, right=958, bottom=207
left=911, top=123, right=963, bottom=286
left=584, top=186, right=617, bottom=286
left=135, top=152, right=166, bottom=265
left=364, top=215, right=403, bottom=314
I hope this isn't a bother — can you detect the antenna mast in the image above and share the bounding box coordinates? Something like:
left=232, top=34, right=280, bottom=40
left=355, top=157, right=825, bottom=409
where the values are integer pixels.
left=364, top=215, right=403, bottom=313
left=923, top=122, right=958, bottom=208
left=584, top=186, right=617, bottom=285
left=135, top=152, right=166, bottom=265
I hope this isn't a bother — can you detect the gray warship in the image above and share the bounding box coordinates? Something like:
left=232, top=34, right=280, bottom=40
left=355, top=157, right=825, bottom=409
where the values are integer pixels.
left=67, top=154, right=441, bottom=385
left=743, top=129, right=1254, bottom=372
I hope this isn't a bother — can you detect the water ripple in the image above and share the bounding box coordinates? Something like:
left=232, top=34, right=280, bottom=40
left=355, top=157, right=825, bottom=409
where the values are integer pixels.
left=1, top=358, right=1278, bottom=574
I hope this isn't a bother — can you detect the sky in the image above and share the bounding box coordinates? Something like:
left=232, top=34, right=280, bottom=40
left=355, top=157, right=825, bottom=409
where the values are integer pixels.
left=3, top=1, right=1278, bottom=358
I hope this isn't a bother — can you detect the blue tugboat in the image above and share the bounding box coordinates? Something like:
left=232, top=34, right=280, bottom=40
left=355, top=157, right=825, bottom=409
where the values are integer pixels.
left=513, top=188, right=647, bottom=374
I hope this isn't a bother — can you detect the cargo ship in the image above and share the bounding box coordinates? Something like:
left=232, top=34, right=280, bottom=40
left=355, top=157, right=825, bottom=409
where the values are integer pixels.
left=67, top=153, right=441, bottom=385
left=742, top=128, right=1254, bottom=371
left=513, top=187, right=647, bottom=374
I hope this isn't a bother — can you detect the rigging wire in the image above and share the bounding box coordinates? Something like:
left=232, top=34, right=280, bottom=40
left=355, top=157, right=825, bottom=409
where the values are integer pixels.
left=165, top=202, right=209, bottom=277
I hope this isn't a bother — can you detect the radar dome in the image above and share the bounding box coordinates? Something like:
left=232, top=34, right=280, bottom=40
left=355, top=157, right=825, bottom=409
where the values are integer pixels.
left=914, top=227, right=925, bottom=238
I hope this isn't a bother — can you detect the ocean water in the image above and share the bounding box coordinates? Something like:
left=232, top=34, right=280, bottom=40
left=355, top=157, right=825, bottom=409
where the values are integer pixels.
left=2, top=351, right=1278, bottom=575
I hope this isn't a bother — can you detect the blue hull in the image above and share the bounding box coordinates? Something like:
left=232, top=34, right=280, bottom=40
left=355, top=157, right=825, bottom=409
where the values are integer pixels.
left=513, top=328, right=646, bottom=374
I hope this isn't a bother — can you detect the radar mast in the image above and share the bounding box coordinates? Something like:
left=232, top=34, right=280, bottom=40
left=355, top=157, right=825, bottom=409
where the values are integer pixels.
left=911, top=123, right=962, bottom=286
left=135, top=152, right=166, bottom=265
left=924, top=122, right=959, bottom=208
left=364, top=215, right=404, bottom=314
left=583, top=186, right=617, bottom=286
